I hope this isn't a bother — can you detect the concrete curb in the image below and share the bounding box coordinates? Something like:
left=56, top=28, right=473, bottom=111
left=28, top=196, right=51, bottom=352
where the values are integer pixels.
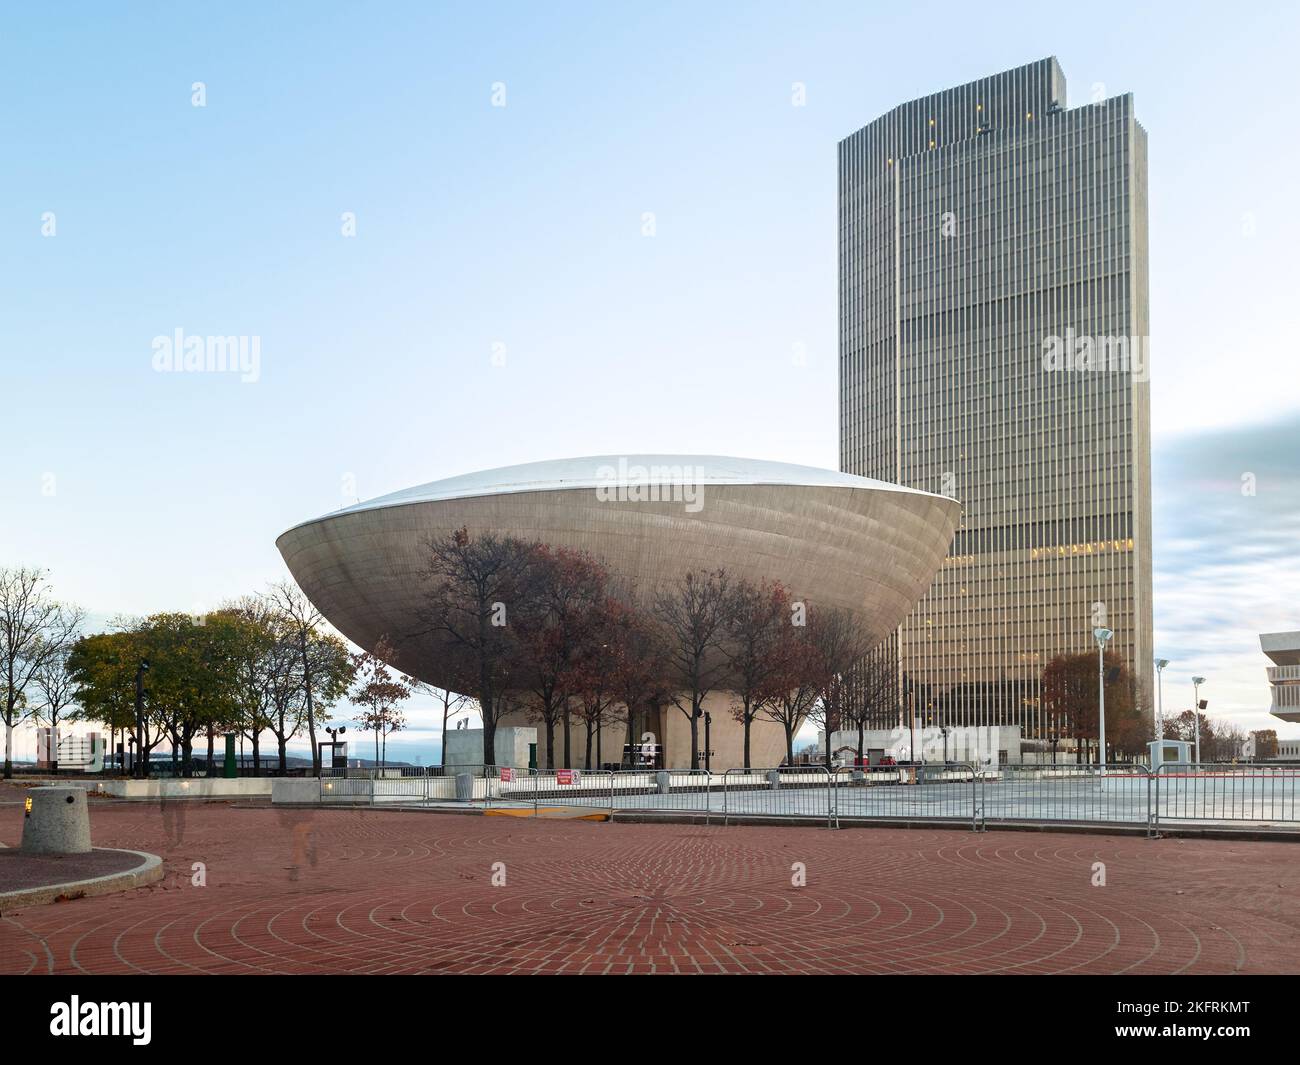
left=0, top=848, right=164, bottom=910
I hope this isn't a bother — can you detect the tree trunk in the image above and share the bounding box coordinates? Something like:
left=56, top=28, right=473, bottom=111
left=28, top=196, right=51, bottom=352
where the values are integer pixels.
left=252, top=732, right=260, bottom=774
left=278, top=735, right=288, bottom=773
left=742, top=704, right=752, bottom=769
left=585, top=722, right=593, bottom=770
left=3, top=712, right=13, bottom=779
left=561, top=702, right=571, bottom=768
left=544, top=719, right=555, bottom=771
left=784, top=721, right=794, bottom=766
left=441, top=697, right=450, bottom=768
left=206, top=727, right=215, bottom=777
left=689, top=706, right=700, bottom=770
left=300, top=631, right=319, bottom=776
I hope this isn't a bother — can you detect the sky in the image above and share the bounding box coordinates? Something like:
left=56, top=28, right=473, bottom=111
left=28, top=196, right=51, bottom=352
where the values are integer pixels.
left=3, top=1, right=1299, bottom=762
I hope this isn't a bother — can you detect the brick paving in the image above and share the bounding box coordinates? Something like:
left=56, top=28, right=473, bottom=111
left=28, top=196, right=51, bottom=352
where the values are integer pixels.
left=1, top=803, right=1296, bottom=974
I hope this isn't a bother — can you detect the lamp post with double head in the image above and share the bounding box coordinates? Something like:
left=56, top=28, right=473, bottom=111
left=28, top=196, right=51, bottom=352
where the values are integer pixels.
left=1093, top=628, right=1113, bottom=773
left=1154, top=658, right=1169, bottom=743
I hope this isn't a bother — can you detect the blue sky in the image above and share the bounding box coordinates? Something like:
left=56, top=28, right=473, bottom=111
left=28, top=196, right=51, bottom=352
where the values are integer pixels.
left=3, top=1, right=1299, bottom=761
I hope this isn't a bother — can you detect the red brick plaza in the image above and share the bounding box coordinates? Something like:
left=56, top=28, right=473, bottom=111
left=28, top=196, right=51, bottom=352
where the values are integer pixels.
left=2, top=802, right=1297, bottom=975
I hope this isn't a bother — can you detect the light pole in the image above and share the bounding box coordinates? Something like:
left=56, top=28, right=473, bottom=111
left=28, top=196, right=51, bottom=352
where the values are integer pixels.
left=133, top=658, right=150, bottom=779
left=1192, top=676, right=1206, bottom=763
left=1094, top=627, right=1113, bottom=772
left=1154, top=658, right=1169, bottom=743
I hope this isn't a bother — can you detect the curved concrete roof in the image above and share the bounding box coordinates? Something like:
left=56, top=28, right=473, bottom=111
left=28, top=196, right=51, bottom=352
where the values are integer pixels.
left=284, top=454, right=937, bottom=533
left=276, top=455, right=962, bottom=686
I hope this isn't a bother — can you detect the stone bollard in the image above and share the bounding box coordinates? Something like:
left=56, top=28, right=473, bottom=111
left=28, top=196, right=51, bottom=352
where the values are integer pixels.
left=655, top=770, right=670, bottom=795
left=454, top=773, right=474, bottom=802
left=21, top=786, right=92, bottom=855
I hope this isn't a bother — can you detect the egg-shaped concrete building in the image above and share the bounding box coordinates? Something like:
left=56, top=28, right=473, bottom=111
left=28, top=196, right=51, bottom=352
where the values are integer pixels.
left=277, top=455, right=961, bottom=768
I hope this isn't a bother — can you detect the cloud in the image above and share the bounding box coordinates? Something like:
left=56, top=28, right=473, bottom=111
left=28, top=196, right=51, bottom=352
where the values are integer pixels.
left=1153, top=413, right=1300, bottom=736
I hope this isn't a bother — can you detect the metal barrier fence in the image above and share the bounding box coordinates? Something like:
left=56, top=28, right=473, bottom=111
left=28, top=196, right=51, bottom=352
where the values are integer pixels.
left=722, top=767, right=833, bottom=827
left=529, top=768, right=615, bottom=813
left=311, top=761, right=1300, bottom=832
left=319, top=765, right=496, bottom=804
left=979, top=763, right=1154, bottom=833
left=1156, top=763, right=1300, bottom=825
left=833, top=763, right=978, bottom=830
left=610, top=769, right=714, bottom=821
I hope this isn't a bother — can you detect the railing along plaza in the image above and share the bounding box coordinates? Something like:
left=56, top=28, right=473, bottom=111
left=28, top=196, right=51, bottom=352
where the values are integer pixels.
left=312, top=761, right=1300, bottom=832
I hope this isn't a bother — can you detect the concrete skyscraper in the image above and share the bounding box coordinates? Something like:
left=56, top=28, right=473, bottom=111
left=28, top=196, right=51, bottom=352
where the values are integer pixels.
left=838, top=58, right=1153, bottom=754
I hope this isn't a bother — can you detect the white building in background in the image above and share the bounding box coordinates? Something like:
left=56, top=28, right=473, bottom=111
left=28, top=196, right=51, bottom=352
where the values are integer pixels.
left=1261, top=631, right=1300, bottom=725
left=821, top=724, right=1026, bottom=765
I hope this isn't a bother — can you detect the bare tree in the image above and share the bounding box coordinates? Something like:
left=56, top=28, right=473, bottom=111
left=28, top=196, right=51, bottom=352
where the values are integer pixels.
left=408, top=682, right=472, bottom=768
left=349, top=636, right=413, bottom=769
left=415, top=528, right=541, bottom=766
left=838, top=641, right=897, bottom=765
left=269, top=581, right=353, bottom=775
left=760, top=611, right=824, bottom=766
left=1, top=567, right=84, bottom=778
left=517, top=546, right=607, bottom=769
left=805, top=608, right=873, bottom=767
left=654, top=569, right=731, bottom=770
left=723, top=579, right=789, bottom=768
left=31, top=643, right=81, bottom=770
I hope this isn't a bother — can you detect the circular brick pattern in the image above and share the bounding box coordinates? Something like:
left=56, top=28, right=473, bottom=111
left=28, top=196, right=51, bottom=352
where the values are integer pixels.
left=1, top=806, right=1296, bottom=974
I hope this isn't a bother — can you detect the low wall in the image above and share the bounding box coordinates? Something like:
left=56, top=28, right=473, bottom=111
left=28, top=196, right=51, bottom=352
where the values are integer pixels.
left=96, top=778, right=274, bottom=800
left=272, top=779, right=322, bottom=804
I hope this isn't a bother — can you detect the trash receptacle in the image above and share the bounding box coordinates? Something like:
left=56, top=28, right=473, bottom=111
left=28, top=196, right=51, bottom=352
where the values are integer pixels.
left=454, top=773, right=474, bottom=801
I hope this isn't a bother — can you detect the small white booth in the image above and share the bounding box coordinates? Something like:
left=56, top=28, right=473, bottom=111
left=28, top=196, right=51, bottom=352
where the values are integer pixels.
left=1148, top=739, right=1192, bottom=768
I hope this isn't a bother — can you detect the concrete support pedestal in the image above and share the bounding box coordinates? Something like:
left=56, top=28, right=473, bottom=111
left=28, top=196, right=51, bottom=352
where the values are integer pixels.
left=21, top=786, right=92, bottom=855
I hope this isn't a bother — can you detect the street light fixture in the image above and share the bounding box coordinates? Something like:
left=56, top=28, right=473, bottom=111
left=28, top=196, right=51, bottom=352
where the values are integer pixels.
left=134, top=658, right=150, bottom=779
left=1192, top=676, right=1207, bottom=763
left=1154, top=658, right=1169, bottom=742
left=1093, top=627, right=1113, bottom=772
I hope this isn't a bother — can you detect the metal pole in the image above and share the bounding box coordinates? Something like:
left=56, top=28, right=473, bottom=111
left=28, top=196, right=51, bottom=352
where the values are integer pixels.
left=1193, top=678, right=1203, bottom=763
left=1097, top=640, right=1106, bottom=771
left=1157, top=664, right=1164, bottom=740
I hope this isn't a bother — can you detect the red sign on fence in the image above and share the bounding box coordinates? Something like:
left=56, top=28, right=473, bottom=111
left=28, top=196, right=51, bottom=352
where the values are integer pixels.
left=556, top=769, right=579, bottom=785
left=499, top=768, right=514, bottom=783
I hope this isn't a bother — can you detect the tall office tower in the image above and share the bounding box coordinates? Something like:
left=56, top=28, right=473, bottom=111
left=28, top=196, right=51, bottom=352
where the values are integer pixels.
left=838, top=58, right=1153, bottom=750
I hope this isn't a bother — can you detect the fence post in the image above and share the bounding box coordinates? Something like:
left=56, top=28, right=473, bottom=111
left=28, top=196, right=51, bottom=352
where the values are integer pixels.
left=1146, top=765, right=1156, bottom=838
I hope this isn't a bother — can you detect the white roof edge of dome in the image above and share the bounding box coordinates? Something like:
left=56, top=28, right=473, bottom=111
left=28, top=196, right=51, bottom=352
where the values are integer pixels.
left=279, top=454, right=956, bottom=539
